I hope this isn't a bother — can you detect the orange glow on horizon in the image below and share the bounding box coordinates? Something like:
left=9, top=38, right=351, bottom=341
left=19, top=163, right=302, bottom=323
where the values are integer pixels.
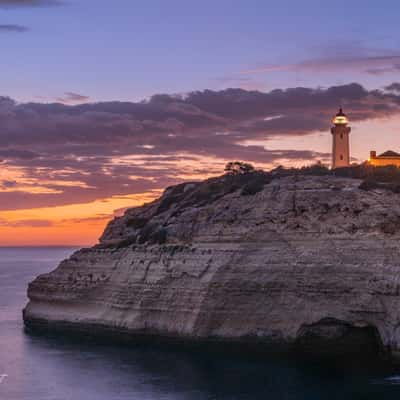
left=0, top=191, right=160, bottom=246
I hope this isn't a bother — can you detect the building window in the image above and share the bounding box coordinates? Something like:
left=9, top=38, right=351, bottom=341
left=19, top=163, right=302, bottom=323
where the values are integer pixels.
left=340, top=155, right=343, bottom=160
left=340, top=134, right=343, bottom=139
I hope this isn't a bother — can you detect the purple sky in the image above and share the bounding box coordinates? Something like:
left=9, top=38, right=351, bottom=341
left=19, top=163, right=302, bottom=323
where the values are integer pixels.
left=0, top=0, right=399, bottom=102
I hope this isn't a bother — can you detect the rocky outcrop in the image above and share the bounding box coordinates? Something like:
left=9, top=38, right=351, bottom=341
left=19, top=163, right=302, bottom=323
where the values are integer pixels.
left=23, top=173, right=400, bottom=361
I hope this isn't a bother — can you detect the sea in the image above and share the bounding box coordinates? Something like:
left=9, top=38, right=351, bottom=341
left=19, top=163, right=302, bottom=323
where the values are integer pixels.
left=1, top=247, right=400, bottom=400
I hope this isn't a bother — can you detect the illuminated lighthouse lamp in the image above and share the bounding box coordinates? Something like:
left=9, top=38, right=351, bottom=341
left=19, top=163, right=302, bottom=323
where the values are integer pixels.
left=332, top=108, right=349, bottom=125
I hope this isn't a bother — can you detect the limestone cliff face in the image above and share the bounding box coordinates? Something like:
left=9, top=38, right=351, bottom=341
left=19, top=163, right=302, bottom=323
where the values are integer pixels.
left=23, top=174, right=400, bottom=359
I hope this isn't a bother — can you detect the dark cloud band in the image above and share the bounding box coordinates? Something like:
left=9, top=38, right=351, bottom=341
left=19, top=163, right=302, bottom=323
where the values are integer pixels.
left=0, top=24, right=29, bottom=32
left=1, top=82, right=399, bottom=211
left=0, top=0, right=62, bottom=7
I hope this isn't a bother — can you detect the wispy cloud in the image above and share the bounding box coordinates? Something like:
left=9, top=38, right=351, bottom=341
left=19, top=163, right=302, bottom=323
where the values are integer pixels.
left=240, top=41, right=400, bottom=77
left=241, top=54, right=400, bottom=76
left=0, top=24, right=29, bottom=32
left=211, top=76, right=268, bottom=91
left=0, top=0, right=64, bottom=34
left=385, top=83, right=400, bottom=93
left=0, top=218, right=53, bottom=227
left=1, top=180, right=17, bottom=188
left=0, top=0, right=63, bottom=7
left=56, top=92, right=90, bottom=104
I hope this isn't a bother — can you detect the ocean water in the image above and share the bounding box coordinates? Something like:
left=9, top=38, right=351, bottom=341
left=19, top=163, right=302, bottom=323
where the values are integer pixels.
left=1, top=247, right=400, bottom=400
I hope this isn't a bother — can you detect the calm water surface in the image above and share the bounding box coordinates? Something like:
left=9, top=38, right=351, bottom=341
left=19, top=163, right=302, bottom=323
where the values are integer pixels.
left=1, top=247, right=400, bottom=399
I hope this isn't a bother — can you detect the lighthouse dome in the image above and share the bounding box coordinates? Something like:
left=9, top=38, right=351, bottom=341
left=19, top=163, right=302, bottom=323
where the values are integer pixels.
left=332, top=108, right=349, bottom=125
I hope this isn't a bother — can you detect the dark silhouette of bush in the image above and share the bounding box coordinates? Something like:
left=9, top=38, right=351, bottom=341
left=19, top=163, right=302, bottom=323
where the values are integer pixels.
left=334, top=163, right=400, bottom=181
left=268, top=163, right=400, bottom=193
left=333, top=164, right=400, bottom=193
left=271, top=162, right=330, bottom=178
left=300, top=163, right=330, bottom=176
left=186, top=170, right=272, bottom=204
left=224, top=161, right=255, bottom=175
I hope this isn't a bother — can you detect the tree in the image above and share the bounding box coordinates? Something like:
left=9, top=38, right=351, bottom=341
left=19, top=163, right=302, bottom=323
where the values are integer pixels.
left=224, top=161, right=255, bottom=175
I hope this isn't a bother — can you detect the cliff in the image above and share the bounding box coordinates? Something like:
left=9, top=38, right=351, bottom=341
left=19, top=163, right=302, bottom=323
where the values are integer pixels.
left=23, top=172, right=400, bottom=361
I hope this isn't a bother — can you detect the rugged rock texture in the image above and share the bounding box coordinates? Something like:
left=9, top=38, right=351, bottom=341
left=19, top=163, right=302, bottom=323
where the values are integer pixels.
left=23, top=174, right=400, bottom=360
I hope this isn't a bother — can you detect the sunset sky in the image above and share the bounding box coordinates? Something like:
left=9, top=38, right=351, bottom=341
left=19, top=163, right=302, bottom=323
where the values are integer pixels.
left=1, top=0, right=400, bottom=246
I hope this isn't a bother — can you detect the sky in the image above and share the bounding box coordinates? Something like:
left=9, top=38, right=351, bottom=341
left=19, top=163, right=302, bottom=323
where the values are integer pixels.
left=1, top=0, right=400, bottom=246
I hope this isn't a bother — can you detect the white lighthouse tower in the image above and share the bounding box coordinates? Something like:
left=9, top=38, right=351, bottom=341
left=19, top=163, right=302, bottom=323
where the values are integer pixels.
left=331, top=108, right=351, bottom=169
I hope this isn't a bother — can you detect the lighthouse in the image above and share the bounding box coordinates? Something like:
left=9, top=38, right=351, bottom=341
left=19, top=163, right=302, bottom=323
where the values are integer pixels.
left=331, top=108, right=351, bottom=169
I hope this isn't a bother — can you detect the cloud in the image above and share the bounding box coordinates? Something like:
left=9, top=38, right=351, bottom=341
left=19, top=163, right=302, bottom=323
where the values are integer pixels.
left=0, top=218, right=54, bottom=227
left=0, top=0, right=64, bottom=34
left=56, top=92, right=90, bottom=104
left=63, top=214, right=114, bottom=225
left=0, top=24, right=29, bottom=32
left=365, top=65, right=400, bottom=75
left=210, top=76, right=269, bottom=91
left=1, top=180, right=17, bottom=188
left=240, top=42, right=400, bottom=77
left=385, top=83, right=400, bottom=93
left=0, top=0, right=63, bottom=7
left=1, top=83, right=400, bottom=211
left=0, top=149, right=39, bottom=159
left=242, top=54, right=400, bottom=76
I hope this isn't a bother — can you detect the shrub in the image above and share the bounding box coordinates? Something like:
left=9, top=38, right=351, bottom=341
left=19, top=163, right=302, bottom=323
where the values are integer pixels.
left=224, top=161, right=255, bottom=175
